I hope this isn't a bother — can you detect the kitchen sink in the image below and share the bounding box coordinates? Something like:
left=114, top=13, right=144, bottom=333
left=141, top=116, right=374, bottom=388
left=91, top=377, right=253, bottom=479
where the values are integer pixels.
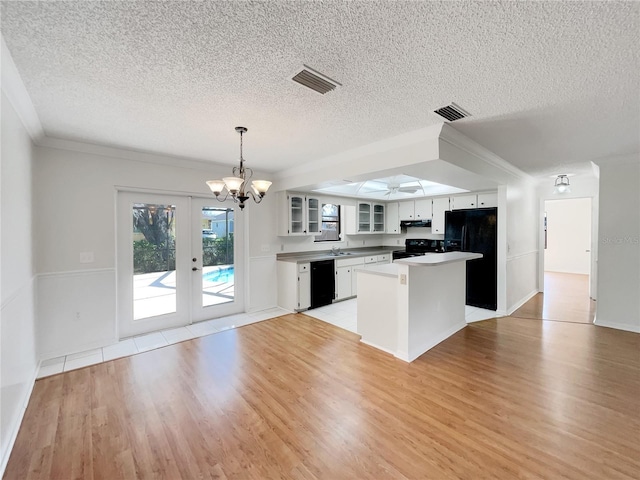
left=328, top=252, right=353, bottom=256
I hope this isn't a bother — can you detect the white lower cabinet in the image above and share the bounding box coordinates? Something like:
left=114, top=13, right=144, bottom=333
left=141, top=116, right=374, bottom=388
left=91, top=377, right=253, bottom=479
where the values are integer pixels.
left=335, top=257, right=365, bottom=300
left=298, top=265, right=310, bottom=311
left=277, top=261, right=311, bottom=311
left=336, top=266, right=352, bottom=300
left=363, top=254, right=390, bottom=270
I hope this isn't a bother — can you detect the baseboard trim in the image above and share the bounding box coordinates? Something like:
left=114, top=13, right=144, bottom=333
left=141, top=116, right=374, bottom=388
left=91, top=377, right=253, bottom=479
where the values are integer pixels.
left=0, top=359, right=40, bottom=477
left=507, top=289, right=539, bottom=316
left=593, top=319, right=640, bottom=334
left=359, top=339, right=396, bottom=357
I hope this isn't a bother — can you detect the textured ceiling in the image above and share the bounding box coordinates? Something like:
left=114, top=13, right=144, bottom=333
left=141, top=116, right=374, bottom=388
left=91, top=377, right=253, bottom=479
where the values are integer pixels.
left=1, top=1, right=638, bottom=177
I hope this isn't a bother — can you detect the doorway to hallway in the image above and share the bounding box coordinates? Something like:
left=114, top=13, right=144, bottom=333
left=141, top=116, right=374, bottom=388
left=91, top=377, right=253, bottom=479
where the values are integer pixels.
left=523, top=196, right=596, bottom=324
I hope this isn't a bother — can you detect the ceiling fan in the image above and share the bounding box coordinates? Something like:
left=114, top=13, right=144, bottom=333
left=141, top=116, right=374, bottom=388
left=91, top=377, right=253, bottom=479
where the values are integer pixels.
left=361, top=180, right=421, bottom=196
left=386, top=183, right=420, bottom=194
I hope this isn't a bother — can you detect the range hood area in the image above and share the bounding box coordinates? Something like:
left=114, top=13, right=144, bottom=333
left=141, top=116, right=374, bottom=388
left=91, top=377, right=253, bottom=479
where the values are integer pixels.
left=400, top=219, right=432, bottom=228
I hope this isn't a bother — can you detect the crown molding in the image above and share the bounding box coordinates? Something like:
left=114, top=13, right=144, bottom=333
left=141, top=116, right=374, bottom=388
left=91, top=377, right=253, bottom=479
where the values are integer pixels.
left=1, top=35, right=45, bottom=142
left=36, top=135, right=241, bottom=173
left=438, top=123, right=533, bottom=183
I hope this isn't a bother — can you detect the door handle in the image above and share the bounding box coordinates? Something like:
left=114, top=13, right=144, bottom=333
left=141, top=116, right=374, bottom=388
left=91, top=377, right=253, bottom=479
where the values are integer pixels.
left=192, top=267, right=200, bottom=271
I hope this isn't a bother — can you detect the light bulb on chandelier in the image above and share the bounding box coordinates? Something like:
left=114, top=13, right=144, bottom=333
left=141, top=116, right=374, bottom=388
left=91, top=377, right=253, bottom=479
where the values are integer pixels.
left=206, top=127, right=272, bottom=210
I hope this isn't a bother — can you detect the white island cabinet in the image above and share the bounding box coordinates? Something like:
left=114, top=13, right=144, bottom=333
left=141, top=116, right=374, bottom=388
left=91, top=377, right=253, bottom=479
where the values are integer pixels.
left=356, top=252, right=482, bottom=362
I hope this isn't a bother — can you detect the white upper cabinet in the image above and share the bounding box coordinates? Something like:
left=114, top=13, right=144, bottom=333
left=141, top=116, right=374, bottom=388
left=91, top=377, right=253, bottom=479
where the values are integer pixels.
left=386, top=202, right=400, bottom=234
left=450, top=194, right=477, bottom=210
left=277, top=192, right=323, bottom=236
left=357, top=202, right=371, bottom=232
left=451, top=192, right=498, bottom=210
left=399, top=199, right=431, bottom=221
left=431, top=197, right=450, bottom=234
left=398, top=201, right=415, bottom=220
left=351, top=202, right=385, bottom=233
left=307, top=197, right=321, bottom=234
left=277, top=193, right=307, bottom=235
left=477, top=192, right=498, bottom=208
left=414, top=198, right=433, bottom=220
left=372, top=204, right=385, bottom=233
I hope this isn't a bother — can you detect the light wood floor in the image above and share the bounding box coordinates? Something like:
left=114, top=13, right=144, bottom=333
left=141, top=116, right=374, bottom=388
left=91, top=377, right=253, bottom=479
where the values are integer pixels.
left=5, top=314, right=639, bottom=479
left=513, top=271, right=596, bottom=324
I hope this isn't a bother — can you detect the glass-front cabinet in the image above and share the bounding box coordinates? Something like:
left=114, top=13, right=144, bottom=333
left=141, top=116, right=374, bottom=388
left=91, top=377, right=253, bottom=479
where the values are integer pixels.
left=355, top=202, right=385, bottom=233
left=373, top=204, right=385, bottom=232
left=357, top=203, right=371, bottom=232
left=289, top=194, right=305, bottom=234
left=307, top=197, right=321, bottom=234
left=277, top=192, right=324, bottom=236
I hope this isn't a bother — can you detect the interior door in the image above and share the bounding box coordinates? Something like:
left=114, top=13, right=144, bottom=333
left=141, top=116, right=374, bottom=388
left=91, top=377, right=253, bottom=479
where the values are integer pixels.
left=191, top=198, right=244, bottom=323
left=117, top=192, right=190, bottom=337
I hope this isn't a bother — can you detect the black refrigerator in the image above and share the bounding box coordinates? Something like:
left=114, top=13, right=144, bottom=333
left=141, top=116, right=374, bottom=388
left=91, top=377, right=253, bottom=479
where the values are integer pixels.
left=444, top=208, right=497, bottom=311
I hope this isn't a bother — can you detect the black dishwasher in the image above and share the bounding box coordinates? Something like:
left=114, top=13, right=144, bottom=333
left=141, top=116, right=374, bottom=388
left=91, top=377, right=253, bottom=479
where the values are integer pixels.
left=310, top=260, right=335, bottom=309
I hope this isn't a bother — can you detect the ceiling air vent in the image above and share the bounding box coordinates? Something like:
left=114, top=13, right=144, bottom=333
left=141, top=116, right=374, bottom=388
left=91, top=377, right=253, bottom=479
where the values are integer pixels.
left=433, top=103, right=471, bottom=122
left=292, top=66, right=340, bottom=95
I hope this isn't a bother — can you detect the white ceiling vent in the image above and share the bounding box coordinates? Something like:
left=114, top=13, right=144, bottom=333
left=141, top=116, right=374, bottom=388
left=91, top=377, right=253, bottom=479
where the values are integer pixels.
left=433, top=103, right=471, bottom=122
left=292, top=66, right=340, bottom=94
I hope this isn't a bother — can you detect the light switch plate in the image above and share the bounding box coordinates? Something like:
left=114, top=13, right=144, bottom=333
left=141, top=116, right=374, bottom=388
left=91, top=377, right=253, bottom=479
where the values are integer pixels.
left=400, top=274, right=407, bottom=285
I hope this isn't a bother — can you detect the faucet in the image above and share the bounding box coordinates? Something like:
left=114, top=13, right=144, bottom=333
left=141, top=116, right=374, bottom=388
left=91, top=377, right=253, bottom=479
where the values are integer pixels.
left=331, top=246, right=340, bottom=256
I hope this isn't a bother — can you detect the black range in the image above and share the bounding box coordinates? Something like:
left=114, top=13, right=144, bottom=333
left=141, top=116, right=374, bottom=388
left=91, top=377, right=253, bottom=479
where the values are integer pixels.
left=392, top=239, right=445, bottom=260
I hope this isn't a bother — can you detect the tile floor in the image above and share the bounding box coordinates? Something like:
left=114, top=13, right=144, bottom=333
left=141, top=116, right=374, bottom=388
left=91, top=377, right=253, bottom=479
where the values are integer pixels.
left=37, top=307, right=289, bottom=379
left=38, top=301, right=499, bottom=379
left=304, top=298, right=499, bottom=333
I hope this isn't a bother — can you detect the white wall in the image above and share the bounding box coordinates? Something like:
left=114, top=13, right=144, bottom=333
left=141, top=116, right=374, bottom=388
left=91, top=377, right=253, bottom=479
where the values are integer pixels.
left=544, top=198, right=592, bottom=274
left=593, top=155, right=640, bottom=333
left=505, top=178, right=539, bottom=314
left=33, top=143, right=274, bottom=356
left=0, top=93, right=38, bottom=474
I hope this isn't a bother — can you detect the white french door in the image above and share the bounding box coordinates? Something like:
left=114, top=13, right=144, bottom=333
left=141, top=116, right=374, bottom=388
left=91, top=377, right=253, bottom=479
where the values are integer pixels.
left=117, top=192, right=243, bottom=338
left=190, top=197, right=243, bottom=323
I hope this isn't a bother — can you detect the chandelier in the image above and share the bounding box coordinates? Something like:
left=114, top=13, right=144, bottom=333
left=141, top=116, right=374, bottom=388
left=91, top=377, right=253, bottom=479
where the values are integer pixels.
left=206, top=127, right=272, bottom=210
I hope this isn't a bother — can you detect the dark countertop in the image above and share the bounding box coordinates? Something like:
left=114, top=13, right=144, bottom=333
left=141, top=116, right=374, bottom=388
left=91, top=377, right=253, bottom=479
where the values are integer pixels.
left=276, top=247, right=396, bottom=263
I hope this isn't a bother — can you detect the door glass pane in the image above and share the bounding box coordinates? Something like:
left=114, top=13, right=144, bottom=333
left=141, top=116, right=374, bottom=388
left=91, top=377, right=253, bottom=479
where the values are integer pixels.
left=201, top=207, right=234, bottom=307
left=132, top=203, right=176, bottom=319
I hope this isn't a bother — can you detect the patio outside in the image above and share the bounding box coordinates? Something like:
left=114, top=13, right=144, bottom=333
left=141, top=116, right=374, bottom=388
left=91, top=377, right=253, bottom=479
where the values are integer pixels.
left=132, top=203, right=234, bottom=320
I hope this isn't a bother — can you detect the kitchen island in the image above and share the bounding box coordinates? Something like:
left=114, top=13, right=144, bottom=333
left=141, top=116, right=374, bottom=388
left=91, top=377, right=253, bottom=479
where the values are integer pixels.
left=356, top=252, right=482, bottom=362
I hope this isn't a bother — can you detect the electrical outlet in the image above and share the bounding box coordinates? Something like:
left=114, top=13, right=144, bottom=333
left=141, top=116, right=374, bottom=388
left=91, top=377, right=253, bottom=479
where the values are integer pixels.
left=79, top=252, right=94, bottom=263
left=281, top=244, right=284, bottom=251
left=260, top=244, right=270, bottom=253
